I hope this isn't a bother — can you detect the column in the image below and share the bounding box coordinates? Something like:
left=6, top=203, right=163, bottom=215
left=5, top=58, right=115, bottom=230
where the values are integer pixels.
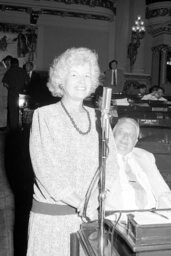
left=151, top=46, right=160, bottom=86
left=132, top=39, right=145, bottom=73
left=115, top=0, right=130, bottom=71
left=160, top=47, right=168, bottom=86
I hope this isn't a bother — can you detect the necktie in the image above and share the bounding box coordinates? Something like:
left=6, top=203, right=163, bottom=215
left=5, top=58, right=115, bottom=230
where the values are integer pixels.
left=26, top=72, right=30, bottom=81
left=114, top=70, right=117, bottom=86
left=123, top=157, right=147, bottom=209
left=111, top=69, right=114, bottom=85
left=111, top=69, right=117, bottom=86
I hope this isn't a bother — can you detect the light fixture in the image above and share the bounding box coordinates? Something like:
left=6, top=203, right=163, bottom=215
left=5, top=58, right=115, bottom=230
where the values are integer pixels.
left=167, top=58, right=171, bottom=66
left=30, top=10, right=39, bottom=25
left=128, top=16, right=145, bottom=71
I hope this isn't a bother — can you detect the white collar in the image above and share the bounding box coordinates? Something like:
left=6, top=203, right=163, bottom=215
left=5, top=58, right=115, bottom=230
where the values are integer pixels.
left=117, top=151, right=133, bottom=160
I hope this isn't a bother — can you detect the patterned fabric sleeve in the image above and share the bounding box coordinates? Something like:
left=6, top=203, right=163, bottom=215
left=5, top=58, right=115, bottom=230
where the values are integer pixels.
left=30, top=108, right=73, bottom=202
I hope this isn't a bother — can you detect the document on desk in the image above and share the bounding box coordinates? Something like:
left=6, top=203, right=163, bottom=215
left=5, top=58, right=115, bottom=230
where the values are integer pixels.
left=105, top=210, right=171, bottom=250
left=106, top=210, right=171, bottom=225
left=132, top=211, right=171, bottom=225
left=114, top=98, right=129, bottom=106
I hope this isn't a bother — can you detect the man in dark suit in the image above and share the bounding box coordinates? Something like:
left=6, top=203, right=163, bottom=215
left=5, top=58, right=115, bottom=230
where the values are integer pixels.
left=104, top=59, right=125, bottom=94
left=2, top=58, right=27, bottom=130
left=94, top=60, right=125, bottom=108
left=25, top=61, right=42, bottom=104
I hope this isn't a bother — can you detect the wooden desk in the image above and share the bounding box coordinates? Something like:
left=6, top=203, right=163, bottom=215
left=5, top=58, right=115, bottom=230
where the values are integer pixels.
left=76, top=221, right=171, bottom=256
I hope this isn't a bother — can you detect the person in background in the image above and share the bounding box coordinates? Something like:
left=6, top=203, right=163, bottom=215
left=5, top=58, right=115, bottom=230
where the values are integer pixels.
left=0, top=55, right=13, bottom=129
left=25, top=61, right=34, bottom=79
left=27, top=47, right=117, bottom=256
left=162, top=81, right=171, bottom=96
left=24, top=61, right=51, bottom=106
left=2, top=57, right=27, bottom=130
left=137, top=83, right=147, bottom=99
left=122, top=81, right=139, bottom=97
left=105, top=59, right=118, bottom=87
left=155, top=87, right=167, bottom=101
left=142, top=85, right=167, bottom=101
left=1, top=55, right=13, bottom=70
left=104, top=59, right=125, bottom=94
left=105, top=117, right=171, bottom=211
left=141, top=85, right=158, bottom=100
left=24, top=61, right=41, bottom=102
left=0, top=62, right=8, bottom=128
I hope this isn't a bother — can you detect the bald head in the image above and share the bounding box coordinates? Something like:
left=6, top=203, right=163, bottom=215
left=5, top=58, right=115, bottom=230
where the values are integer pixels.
left=113, top=118, right=140, bottom=156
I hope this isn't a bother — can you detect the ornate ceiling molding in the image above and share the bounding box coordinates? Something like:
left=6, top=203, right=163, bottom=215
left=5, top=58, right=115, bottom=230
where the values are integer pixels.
left=0, top=0, right=116, bottom=22
left=152, top=44, right=170, bottom=53
left=146, top=6, right=171, bottom=19
left=145, top=2, right=171, bottom=37
left=147, top=23, right=171, bottom=36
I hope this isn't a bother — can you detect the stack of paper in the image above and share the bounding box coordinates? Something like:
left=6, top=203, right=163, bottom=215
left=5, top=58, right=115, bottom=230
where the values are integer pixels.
left=114, top=98, right=129, bottom=106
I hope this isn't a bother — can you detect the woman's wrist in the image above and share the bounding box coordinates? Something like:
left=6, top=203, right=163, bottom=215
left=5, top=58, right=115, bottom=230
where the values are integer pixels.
left=77, top=199, right=85, bottom=215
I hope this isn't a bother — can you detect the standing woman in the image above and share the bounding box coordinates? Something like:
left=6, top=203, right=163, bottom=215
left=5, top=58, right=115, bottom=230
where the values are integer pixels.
left=27, top=47, right=117, bottom=256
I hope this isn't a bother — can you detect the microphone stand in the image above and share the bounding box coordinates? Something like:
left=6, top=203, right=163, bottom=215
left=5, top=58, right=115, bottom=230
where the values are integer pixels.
left=99, top=87, right=112, bottom=256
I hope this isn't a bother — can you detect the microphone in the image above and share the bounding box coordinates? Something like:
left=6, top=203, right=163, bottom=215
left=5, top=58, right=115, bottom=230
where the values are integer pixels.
left=101, top=86, right=112, bottom=140
left=99, top=86, right=112, bottom=256
left=101, top=87, right=112, bottom=115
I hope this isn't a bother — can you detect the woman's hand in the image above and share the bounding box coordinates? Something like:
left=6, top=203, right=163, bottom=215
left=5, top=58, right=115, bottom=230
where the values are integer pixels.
left=77, top=199, right=85, bottom=217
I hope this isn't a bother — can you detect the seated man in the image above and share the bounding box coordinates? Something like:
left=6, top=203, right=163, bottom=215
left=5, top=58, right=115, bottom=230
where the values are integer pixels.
left=141, top=85, right=158, bottom=100
left=142, top=85, right=167, bottom=101
left=105, top=117, right=171, bottom=211
left=136, top=83, right=147, bottom=99
left=155, top=87, right=167, bottom=101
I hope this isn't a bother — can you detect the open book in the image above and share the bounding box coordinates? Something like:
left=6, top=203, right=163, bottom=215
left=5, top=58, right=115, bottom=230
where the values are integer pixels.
left=105, top=209, right=171, bottom=251
left=106, top=209, right=171, bottom=225
left=131, top=210, right=171, bottom=225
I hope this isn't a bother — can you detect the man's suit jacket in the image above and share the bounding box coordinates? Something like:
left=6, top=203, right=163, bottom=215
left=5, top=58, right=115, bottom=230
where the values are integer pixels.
left=106, top=147, right=171, bottom=210
left=26, top=71, right=42, bottom=102
left=104, top=68, right=125, bottom=94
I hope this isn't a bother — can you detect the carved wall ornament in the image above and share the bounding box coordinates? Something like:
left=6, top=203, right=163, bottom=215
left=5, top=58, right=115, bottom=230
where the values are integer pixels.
left=147, top=24, right=171, bottom=37
left=0, top=23, right=37, bottom=61
left=152, top=44, right=170, bottom=53
left=0, top=35, right=7, bottom=51
left=127, top=16, right=145, bottom=71
left=146, top=6, right=171, bottom=19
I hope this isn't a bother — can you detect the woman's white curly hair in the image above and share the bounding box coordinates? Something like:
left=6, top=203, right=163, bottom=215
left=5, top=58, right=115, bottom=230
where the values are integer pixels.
left=47, top=47, right=101, bottom=97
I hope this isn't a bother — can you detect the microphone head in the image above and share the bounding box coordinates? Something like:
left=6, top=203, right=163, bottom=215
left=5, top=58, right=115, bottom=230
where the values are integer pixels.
left=101, top=87, right=112, bottom=114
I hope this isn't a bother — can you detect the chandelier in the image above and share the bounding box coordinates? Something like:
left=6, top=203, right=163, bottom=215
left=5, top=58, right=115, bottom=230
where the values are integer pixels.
left=128, top=16, right=146, bottom=71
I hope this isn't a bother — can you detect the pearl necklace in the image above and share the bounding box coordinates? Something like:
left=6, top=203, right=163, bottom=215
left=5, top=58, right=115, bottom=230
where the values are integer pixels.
left=60, top=101, right=91, bottom=135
